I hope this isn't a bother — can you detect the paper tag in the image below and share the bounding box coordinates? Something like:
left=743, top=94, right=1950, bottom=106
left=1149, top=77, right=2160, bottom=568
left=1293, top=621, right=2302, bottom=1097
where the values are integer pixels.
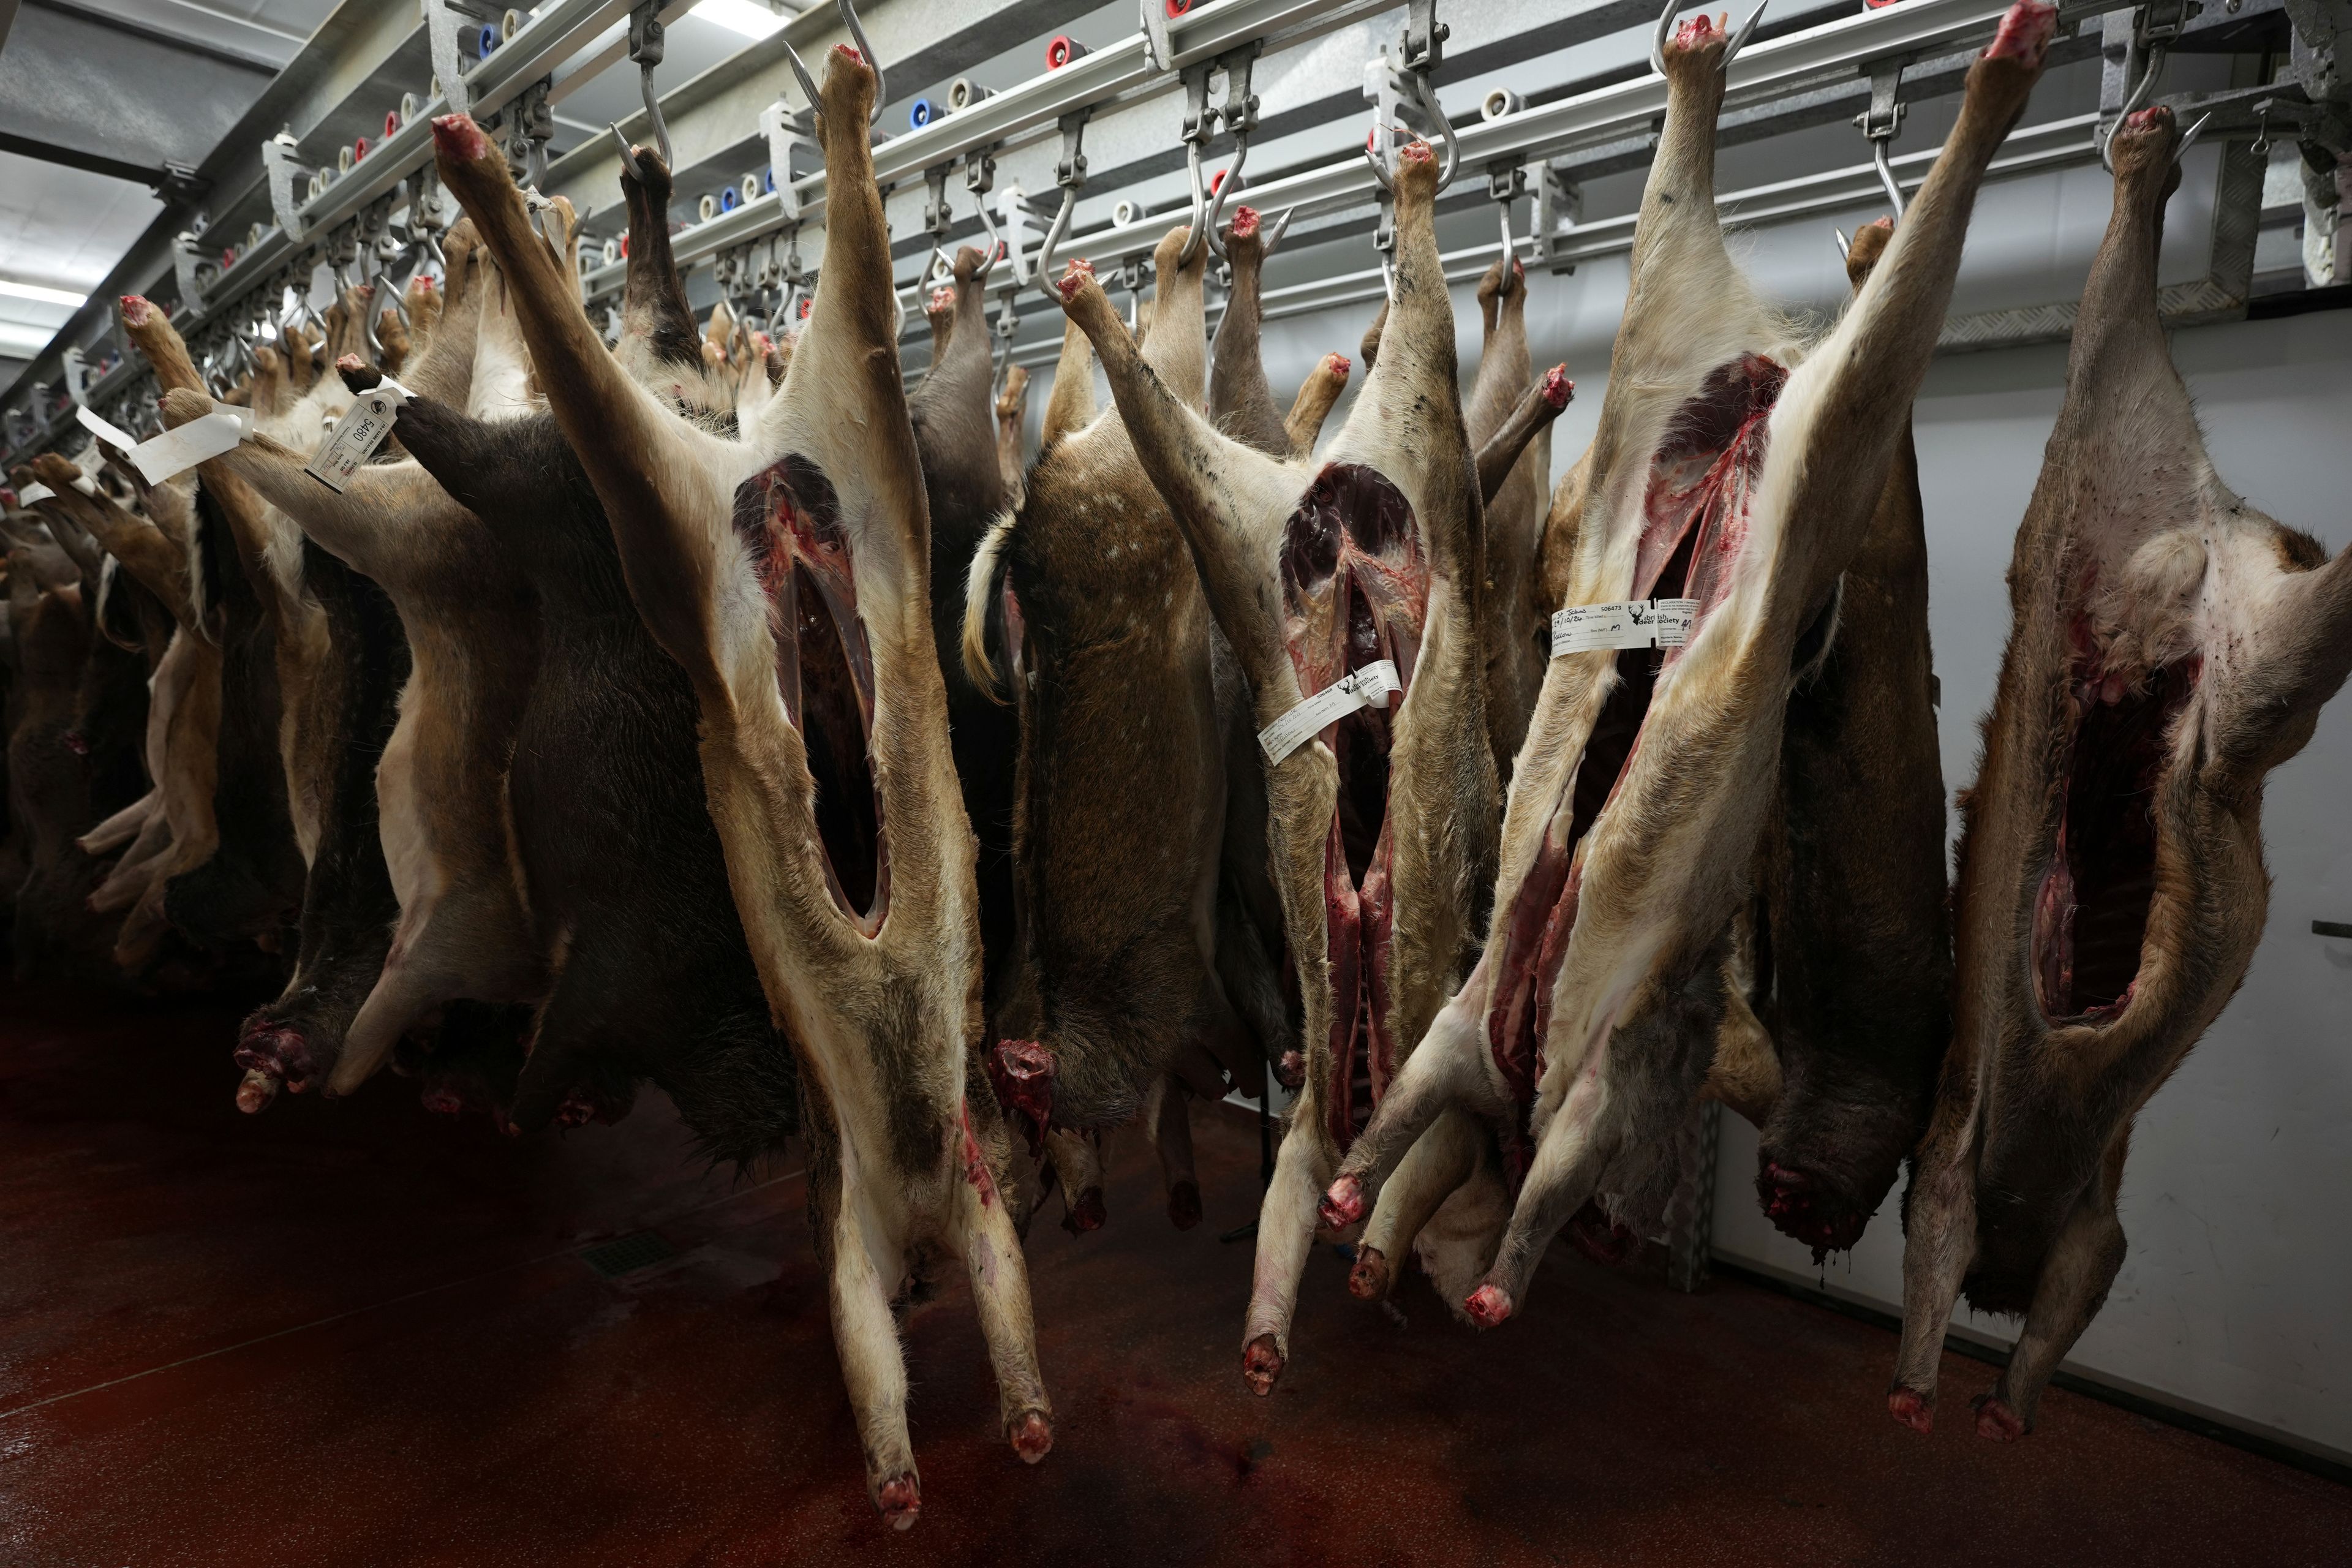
left=1550, top=597, right=1700, bottom=658
left=75, top=404, right=139, bottom=451
left=1258, top=659, right=1402, bottom=766
left=303, top=379, right=412, bottom=492
left=17, top=482, right=55, bottom=504
left=124, top=405, right=254, bottom=486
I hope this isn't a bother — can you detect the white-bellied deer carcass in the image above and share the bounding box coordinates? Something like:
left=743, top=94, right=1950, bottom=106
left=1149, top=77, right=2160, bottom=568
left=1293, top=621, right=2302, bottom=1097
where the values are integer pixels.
left=431, top=45, right=1049, bottom=1528
left=1050, top=140, right=1502, bottom=1393
left=1891, top=103, right=2352, bottom=1442
left=1316, top=2, right=2057, bottom=1333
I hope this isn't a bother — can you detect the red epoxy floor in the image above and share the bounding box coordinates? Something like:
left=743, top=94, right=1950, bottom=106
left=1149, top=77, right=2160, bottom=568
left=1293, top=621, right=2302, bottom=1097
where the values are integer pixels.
left=2, top=981, right=2346, bottom=1567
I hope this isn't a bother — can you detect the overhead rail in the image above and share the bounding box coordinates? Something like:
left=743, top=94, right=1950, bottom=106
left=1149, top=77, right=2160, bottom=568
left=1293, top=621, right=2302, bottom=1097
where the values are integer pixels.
left=7, top=0, right=2344, bottom=464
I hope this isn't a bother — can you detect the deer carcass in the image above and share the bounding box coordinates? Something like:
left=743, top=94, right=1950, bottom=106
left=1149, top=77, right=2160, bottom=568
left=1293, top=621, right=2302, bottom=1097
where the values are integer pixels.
left=963, top=221, right=1264, bottom=1237
left=369, top=146, right=794, bottom=1145
left=1891, top=102, right=2352, bottom=1441
left=1052, top=131, right=1501, bottom=1393
left=1317, top=3, right=2056, bottom=1333
left=911, top=246, right=1020, bottom=997
left=1466, top=258, right=1550, bottom=782
left=156, top=216, right=547, bottom=1104
left=994, top=364, right=1029, bottom=510
left=1732, top=218, right=1953, bottom=1256
left=431, top=46, right=1048, bottom=1526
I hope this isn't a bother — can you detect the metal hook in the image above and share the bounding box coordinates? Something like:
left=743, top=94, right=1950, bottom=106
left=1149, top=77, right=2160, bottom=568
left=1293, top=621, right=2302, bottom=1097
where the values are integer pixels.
left=835, top=0, right=886, bottom=127
left=625, top=4, right=673, bottom=168
left=1262, top=206, right=1295, bottom=256
left=1832, top=226, right=1850, bottom=260
left=2173, top=111, right=2210, bottom=163
left=1179, top=143, right=1215, bottom=266
left=609, top=124, right=646, bottom=184
left=783, top=41, right=822, bottom=125
left=1203, top=139, right=1250, bottom=261
left=2100, top=45, right=2166, bottom=175
left=1871, top=138, right=1905, bottom=217
left=1651, top=0, right=1770, bottom=77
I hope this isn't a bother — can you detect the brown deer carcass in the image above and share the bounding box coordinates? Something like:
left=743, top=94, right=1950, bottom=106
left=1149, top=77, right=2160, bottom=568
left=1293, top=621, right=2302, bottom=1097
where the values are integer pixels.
left=911, top=246, right=1020, bottom=999
left=1891, top=103, right=2352, bottom=1441
left=963, top=220, right=1267, bottom=1240
left=155, top=217, right=546, bottom=1105
left=117, top=300, right=311, bottom=954
left=431, top=45, right=1049, bottom=1527
left=1728, top=217, right=1953, bottom=1258
left=1466, top=257, right=1550, bottom=782
left=365, top=143, right=794, bottom=1146
left=994, top=364, right=1029, bottom=509
left=1051, top=131, right=1501, bottom=1395
left=1317, top=3, right=2056, bottom=1333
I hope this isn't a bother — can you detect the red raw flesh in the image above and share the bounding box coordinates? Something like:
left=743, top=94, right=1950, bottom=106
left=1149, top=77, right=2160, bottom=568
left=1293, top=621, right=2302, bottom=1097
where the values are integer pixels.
left=1987, top=0, right=2057, bottom=63
left=1482, top=356, right=1784, bottom=1146
left=987, top=1039, right=1056, bottom=1158
left=959, top=1102, right=996, bottom=1207
left=731, top=458, right=888, bottom=929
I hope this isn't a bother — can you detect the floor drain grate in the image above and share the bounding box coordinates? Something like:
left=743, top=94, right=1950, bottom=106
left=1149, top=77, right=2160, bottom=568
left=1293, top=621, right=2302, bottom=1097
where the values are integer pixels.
left=579, top=1231, right=679, bottom=1279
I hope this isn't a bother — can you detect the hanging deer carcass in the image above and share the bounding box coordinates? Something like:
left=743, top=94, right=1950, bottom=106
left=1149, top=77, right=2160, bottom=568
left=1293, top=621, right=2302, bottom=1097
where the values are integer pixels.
left=1050, top=126, right=1503, bottom=1395
left=1891, top=102, right=2352, bottom=1442
left=1316, top=1, right=2057, bottom=1335
left=430, top=45, right=1049, bottom=1527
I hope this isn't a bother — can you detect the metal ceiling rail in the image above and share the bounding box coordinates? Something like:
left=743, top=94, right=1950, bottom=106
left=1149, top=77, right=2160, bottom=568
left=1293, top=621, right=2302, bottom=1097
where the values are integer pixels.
left=573, top=0, right=1395, bottom=298
left=985, top=111, right=2109, bottom=370
left=908, top=0, right=2038, bottom=307
left=6, top=0, right=663, bottom=459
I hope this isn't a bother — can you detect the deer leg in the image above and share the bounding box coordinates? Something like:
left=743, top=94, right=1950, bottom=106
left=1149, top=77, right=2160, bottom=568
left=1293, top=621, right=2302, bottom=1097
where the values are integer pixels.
left=1461, top=1046, right=1620, bottom=1327
left=1891, top=1110, right=1981, bottom=1432
left=1241, top=1112, right=1332, bottom=1395
left=1142, top=1075, right=1202, bottom=1230
left=1977, top=1133, right=2128, bottom=1439
left=1283, top=352, right=1351, bottom=457
left=1044, top=1126, right=1104, bottom=1233
left=1351, top=1106, right=1481, bottom=1300
left=953, top=1130, right=1055, bottom=1464
left=328, top=924, right=475, bottom=1094
left=1322, top=983, right=1493, bottom=1225
left=1039, top=315, right=1096, bottom=445
left=825, top=1175, right=920, bottom=1529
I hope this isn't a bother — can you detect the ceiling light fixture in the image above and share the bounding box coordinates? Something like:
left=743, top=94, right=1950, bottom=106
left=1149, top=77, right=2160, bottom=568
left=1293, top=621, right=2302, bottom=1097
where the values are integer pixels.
left=0, top=279, right=88, bottom=308
left=694, top=0, right=792, bottom=40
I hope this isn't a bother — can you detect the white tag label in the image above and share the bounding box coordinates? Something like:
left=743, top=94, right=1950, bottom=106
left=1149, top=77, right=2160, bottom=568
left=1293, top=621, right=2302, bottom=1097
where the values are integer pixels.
left=303, top=379, right=412, bottom=492
left=122, top=407, right=252, bottom=486
left=1258, top=659, right=1402, bottom=766
left=75, top=404, right=139, bottom=451
left=1550, top=597, right=1700, bottom=658
left=17, top=482, right=55, bottom=504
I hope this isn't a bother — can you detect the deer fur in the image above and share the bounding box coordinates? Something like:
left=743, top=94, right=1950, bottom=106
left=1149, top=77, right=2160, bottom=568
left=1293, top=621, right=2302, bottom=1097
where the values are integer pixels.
left=1050, top=142, right=1499, bottom=1396
left=1891, top=102, right=2352, bottom=1442
left=1317, top=4, right=2057, bottom=1334
left=1734, top=219, right=1953, bottom=1259
left=431, top=48, right=1049, bottom=1526
left=157, top=213, right=549, bottom=1101
left=963, top=222, right=1265, bottom=1239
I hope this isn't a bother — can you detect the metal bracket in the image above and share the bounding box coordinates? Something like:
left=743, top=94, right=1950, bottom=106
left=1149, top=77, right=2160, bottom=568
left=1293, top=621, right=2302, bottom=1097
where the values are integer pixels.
left=1401, top=0, right=1449, bottom=76
left=1532, top=161, right=1583, bottom=273
left=1218, top=43, right=1262, bottom=142
left=423, top=0, right=488, bottom=118
left=263, top=132, right=311, bottom=244
left=760, top=97, right=818, bottom=221
left=172, top=231, right=214, bottom=310
left=1140, top=0, right=1175, bottom=74
left=1055, top=108, right=1091, bottom=190
left=924, top=162, right=955, bottom=238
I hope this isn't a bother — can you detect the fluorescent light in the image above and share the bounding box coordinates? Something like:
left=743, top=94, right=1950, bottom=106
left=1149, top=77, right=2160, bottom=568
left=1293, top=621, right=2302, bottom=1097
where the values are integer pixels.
left=0, top=322, right=58, bottom=356
left=695, top=0, right=791, bottom=39
left=0, top=279, right=86, bottom=307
